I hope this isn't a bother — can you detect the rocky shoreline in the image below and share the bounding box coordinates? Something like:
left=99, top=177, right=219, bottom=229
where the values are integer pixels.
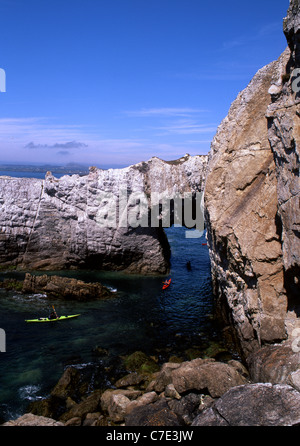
left=0, top=273, right=114, bottom=301
left=2, top=339, right=300, bottom=427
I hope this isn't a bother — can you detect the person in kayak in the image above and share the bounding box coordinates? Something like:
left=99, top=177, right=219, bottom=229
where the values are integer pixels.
left=49, top=307, right=58, bottom=320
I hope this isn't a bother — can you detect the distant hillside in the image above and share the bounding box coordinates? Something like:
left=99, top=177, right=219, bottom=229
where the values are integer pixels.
left=0, top=163, right=90, bottom=176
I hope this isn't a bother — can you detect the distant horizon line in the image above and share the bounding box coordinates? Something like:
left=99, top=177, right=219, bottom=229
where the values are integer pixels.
left=0, top=153, right=209, bottom=171
left=0, top=162, right=123, bottom=172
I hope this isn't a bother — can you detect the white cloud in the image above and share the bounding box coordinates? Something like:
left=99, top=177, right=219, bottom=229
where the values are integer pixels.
left=258, top=22, right=283, bottom=37
left=0, top=117, right=87, bottom=144
left=155, top=119, right=217, bottom=135
left=0, top=116, right=212, bottom=165
left=222, top=21, right=283, bottom=50
left=25, top=141, right=88, bottom=150
left=124, top=107, right=207, bottom=117
left=123, top=108, right=216, bottom=137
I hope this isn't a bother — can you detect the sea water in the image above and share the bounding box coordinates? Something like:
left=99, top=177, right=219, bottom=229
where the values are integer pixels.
left=0, top=225, right=225, bottom=422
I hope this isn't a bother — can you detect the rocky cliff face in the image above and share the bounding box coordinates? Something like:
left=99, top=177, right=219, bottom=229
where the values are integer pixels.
left=204, top=0, right=299, bottom=357
left=0, top=154, right=207, bottom=275
left=267, top=0, right=300, bottom=307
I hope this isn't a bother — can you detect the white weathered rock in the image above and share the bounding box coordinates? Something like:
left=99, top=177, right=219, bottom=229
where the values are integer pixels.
left=0, top=155, right=207, bottom=275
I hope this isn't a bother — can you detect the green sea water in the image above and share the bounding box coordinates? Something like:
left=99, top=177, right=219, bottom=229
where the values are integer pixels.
left=0, top=226, right=227, bottom=422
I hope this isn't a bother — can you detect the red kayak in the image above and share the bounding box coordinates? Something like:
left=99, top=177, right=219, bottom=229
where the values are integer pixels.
left=162, top=279, right=171, bottom=290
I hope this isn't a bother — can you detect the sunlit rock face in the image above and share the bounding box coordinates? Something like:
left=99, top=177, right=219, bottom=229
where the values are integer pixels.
left=0, top=154, right=207, bottom=275
left=204, top=0, right=300, bottom=357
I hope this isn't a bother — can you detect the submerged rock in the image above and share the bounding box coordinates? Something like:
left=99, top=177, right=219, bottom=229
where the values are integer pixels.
left=0, top=278, right=23, bottom=291
left=123, top=351, right=160, bottom=374
left=59, top=389, right=102, bottom=423
left=50, top=366, right=83, bottom=401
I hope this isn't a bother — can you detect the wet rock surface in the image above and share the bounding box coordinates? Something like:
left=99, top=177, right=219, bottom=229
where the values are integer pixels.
left=3, top=345, right=300, bottom=427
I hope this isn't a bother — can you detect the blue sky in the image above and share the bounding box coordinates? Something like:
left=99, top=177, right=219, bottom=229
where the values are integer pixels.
left=0, top=0, right=290, bottom=168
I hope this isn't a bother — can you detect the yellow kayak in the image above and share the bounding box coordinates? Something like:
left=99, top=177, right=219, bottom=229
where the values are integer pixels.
left=25, top=314, right=80, bottom=323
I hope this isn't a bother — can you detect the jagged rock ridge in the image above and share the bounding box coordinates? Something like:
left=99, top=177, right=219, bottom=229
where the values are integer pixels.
left=0, top=154, right=207, bottom=275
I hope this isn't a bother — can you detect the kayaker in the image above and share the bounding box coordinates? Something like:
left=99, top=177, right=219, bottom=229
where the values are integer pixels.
left=49, top=307, right=58, bottom=319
